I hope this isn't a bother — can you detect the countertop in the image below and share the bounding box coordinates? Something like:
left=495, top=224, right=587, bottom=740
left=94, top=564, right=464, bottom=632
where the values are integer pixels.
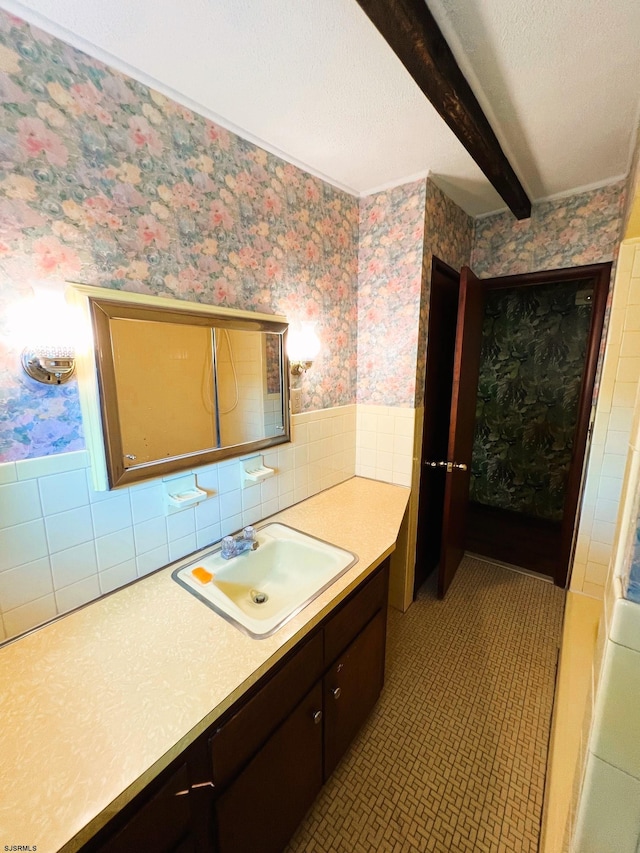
left=0, top=477, right=409, bottom=853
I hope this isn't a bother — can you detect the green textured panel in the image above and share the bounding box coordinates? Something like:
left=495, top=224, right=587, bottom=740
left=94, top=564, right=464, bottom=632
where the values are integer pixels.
left=470, top=280, right=593, bottom=521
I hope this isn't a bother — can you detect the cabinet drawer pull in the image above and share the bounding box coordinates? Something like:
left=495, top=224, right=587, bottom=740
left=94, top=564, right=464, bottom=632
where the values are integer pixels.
left=332, top=687, right=342, bottom=700
left=312, top=710, right=322, bottom=725
left=191, top=781, right=214, bottom=789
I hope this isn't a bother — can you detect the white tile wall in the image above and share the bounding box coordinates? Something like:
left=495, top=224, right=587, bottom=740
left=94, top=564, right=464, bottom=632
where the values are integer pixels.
left=572, top=599, right=640, bottom=853
left=0, top=404, right=356, bottom=643
left=571, top=240, right=640, bottom=599
left=355, top=404, right=415, bottom=487
left=590, top=639, right=640, bottom=778
left=354, top=404, right=418, bottom=613
left=572, top=753, right=640, bottom=853
left=568, top=362, right=640, bottom=852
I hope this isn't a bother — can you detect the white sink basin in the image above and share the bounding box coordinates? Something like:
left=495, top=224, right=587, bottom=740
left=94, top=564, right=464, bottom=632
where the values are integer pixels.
left=172, top=523, right=358, bottom=638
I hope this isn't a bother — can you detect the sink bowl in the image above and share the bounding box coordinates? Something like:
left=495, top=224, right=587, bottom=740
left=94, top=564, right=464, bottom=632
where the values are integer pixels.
left=172, top=523, right=358, bottom=638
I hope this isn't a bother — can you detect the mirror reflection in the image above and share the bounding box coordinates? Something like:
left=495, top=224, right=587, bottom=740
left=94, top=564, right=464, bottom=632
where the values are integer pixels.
left=112, top=318, right=219, bottom=464
left=216, top=329, right=284, bottom=448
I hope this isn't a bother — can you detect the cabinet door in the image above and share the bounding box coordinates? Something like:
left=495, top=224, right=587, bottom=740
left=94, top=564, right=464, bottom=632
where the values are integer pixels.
left=211, top=631, right=323, bottom=787
left=324, top=609, right=386, bottom=780
left=95, top=763, right=198, bottom=853
left=215, top=683, right=323, bottom=853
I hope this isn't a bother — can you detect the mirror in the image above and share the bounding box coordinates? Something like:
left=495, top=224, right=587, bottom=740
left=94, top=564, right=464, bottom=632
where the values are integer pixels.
left=81, top=290, right=289, bottom=488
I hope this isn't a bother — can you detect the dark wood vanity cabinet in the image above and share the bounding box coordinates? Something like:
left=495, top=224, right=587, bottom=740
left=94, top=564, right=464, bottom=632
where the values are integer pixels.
left=210, top=631, right=325, bottom=853
left=211, top=559, right=389, bottom=853
left=214, top=683, right=324, bottom=853
left=323, top=609, right=386, bottom=780
left=96, top=764, right=195, bottom=853
left=87, top=752, right=210, bottom=853
left=87, top=559, right=389, bottom=853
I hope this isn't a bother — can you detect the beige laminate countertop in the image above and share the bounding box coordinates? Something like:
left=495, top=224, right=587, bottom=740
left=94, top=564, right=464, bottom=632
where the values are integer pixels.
left=0, top=477, right=409, bottom=853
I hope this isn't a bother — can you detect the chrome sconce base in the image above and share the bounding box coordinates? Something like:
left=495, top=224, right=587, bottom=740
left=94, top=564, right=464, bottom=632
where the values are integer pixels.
left=21, top=348, right=76, bottom=385
left=289, top=360, right=313, bottom=376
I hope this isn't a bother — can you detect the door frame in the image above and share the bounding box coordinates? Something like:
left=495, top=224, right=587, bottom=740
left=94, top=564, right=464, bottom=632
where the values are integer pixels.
left=481, top=262, right=611, bottom=587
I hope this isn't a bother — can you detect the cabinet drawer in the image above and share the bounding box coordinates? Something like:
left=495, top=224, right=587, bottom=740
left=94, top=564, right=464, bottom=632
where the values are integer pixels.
left=211, top=630, right=323, bottom=787
left=323, top=560, right=388, bottom=665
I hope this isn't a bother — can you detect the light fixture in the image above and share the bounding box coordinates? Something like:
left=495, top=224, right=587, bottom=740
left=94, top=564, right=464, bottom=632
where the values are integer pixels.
left=11, top=287, right=78, bottom=385
left=21, top=346, right=76, bottom=384
left=287, top=322, right=321, bottom=376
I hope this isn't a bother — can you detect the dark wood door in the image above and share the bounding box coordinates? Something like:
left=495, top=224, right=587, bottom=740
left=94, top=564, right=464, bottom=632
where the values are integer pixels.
left=323, top=609, right=386, bottom=779
left=414, top=259, right=460, bottom=595
left=438, top=266, right=486, bottom=598
left=215, top=683, right=323, bottom=853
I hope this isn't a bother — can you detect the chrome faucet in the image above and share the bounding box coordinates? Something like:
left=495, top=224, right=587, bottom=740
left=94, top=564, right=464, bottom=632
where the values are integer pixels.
left=220, top=526, right=258, bottom=560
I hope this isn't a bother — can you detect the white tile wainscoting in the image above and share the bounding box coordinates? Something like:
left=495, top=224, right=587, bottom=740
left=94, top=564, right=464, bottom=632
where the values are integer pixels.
left=354, top=404, right=415, bottom=487
left=563, top=337, right=640, bottom=851
left=571, top=239, right=640, bottom=599
left=571, top=595, right=640, bottom=852
left=355, top=403, right=420, bottom=612
left=0, top=404, right=364, bottom=643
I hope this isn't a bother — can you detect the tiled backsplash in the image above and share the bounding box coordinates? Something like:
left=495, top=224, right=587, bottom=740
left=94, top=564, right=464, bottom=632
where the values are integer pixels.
left=0, top=405, right=358, bottom=643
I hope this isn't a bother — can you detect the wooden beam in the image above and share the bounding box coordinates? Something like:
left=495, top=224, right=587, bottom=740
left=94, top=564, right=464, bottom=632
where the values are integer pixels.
left=355, top=0, right=532, bottom=219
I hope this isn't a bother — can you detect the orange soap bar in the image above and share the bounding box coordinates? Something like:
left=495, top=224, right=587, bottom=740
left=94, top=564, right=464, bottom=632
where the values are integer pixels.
left=191, top=566, right=213, bottom=585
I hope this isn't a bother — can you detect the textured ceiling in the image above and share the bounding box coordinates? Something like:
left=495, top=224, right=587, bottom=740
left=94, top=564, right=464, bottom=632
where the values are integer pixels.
left=3, top=0, right=639, bottom=216
left=429, top=0, right=640, bottom=201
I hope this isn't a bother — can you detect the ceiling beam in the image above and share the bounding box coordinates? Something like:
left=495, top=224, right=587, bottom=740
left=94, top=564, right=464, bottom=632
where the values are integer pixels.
left=354, top=0, right=532, bottom=219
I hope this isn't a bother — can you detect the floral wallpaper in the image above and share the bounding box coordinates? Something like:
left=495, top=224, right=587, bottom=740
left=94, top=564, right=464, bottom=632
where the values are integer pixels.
left=356, top=178, right=473, bottom=408
left=416, top=179, right=474, bottom=407
left=265, top=333, right=281, bottom=395
left=357, top=179, right=426, bottom=407
left=0, top=9, right=629, bottom=466
left=472, top=182, right=626, bottom=278
left=0, top=10, right=359, bottom=462
left=470, top=280, right=594, bottom=521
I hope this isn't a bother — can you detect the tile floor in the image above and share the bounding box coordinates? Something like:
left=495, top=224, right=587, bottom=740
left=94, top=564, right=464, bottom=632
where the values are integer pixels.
left=286, top=555, right=566, bottom=853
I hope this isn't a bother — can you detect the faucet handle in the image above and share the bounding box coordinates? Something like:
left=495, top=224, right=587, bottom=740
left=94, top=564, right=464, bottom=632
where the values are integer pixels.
left=242, top=526, right=256, bottom=542
left=221, top=536, right=236, bottom=559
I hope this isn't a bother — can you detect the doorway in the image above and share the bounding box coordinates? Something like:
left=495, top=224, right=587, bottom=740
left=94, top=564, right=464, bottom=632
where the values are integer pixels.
left=414, top=259, right=611, bottom=598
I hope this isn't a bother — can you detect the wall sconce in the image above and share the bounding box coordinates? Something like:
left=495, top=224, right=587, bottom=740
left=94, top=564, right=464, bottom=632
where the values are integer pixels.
left=11, top=288, right=78, bottom=385
left=287, top=322, right=321, bottom=376
left=21, top=346, right=76, bottom=385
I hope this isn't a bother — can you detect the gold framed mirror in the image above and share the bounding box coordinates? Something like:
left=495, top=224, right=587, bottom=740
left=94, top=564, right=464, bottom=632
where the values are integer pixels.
left=71, top=286, right=290, bottom=489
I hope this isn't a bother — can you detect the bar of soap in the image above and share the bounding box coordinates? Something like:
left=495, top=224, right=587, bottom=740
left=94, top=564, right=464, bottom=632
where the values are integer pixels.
left=191, top=566, right=213, bottom=585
